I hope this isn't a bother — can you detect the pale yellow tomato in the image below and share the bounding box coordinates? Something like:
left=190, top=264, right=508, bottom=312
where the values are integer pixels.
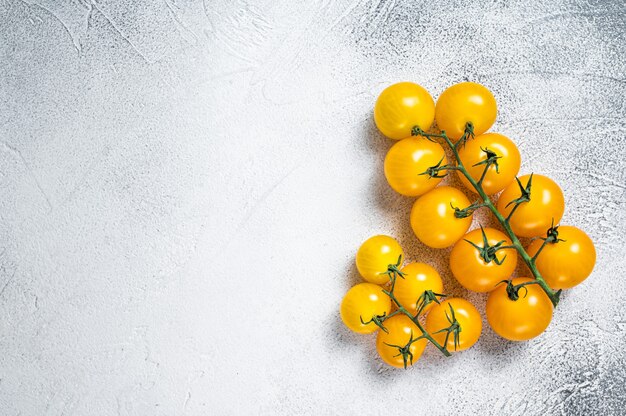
left=356, top=235, right=403, bottom=284
left=340, top=283, right=392, bottom=334
left=374, top=82, right=435, bottom=140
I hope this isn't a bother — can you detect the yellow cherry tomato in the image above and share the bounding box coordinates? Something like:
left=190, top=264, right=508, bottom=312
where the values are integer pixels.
left=425, top=298, right=482, bottom=351
left=450, top=227, right=518, bottom=293
left=384, top=137, right=447, bottom=196
left=374, top=82, right=435, bottom=140
left=410, top=186, right=472, bottom=248
left=435, top=82, right=497, bottom=141
left=340, top=283, right=392, bottom=334
left=486, top=277, right=553, bottom=341
left=393, top=263, right=443, bottom=314
left=496, top=174, right=565, bottom=238
left=456, top=133, right=521, bottom=195
left=527, top=226, right=596, bottom=289
left=376, top=314, right=427, bottom=368
left=356, top=235, right=403, bottom=284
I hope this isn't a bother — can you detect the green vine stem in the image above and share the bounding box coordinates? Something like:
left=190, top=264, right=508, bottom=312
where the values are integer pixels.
left=382, top=282, right=453, bottom=358
left=366, top=123, right=562, bottom=364
left=411, top=123, right=562, bottom=307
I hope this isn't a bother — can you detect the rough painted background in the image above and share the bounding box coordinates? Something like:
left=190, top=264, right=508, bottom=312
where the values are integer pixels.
left=1, top=0, right=625, bottom=414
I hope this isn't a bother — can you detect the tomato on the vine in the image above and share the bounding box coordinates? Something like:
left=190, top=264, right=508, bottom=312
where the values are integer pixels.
left=356, top=235, right=403, bottom=284
left=527, top=226, right=596, bottom=289
left=456, top=133, right=521, bottom=195
left=435, top=82, right=497, bottom=141
left=496, top=174, right=565, bottom=238
left=374, top=82, right=435, bottom=140
left=410, top=186, right=472, bottom=248
left=425, top=298, right=482, bottom=351
left=384, top=137, right=447, bottom=196
left=340, top=283, right=391, bottom=334
left=486, top=278, right=553, bottom=341
left=450, top=227, right=517, bottom=293
left=376, top=314, right=427, bottom=368
left=394, top=263, right=443, bottom=314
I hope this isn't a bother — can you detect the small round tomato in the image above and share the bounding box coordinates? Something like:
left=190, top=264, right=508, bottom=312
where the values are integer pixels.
left=384, top=137, right=447, bottom=196
left=356, top=235, right=403, bottom=284
left=410, top=186, right=472, bottom=248
left=486, top=277, right=553, bottom=341
left=340, top=283, right=391, bottom=334
left=496, top=174, right=565, bottom=238
left=435, top=82, right=497, bottom=141
left=425, top=298, right=482, bottom=351
left=374, top=82, right=435, bottom=140
left=527, top=226, right=596, bottom=289
left=394, top=263, right=443, bottom=314
left=376, top=314, right=427, bottom=368
left=450, top=228, right=518, bottom=293
left=456, top=133, right=521, bottom=195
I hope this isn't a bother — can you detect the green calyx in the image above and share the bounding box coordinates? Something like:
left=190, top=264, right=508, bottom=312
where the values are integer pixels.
left=456, top=122, right=475, bottom=148
left=431, top=303, right=462, bottom=352
left=464, top=225, right=508, bottom=265
left=544, top=220, right=565, bottom=244
left=451, top=200, right=486, bottom=219
left=420, top=156, right=451, bottom=179
left=498, top=279, right=530, bottom=301
left=473, top=147, right=501, bottom=173
left=506, top=173, right=533, bottom=207
left=385, top=330, right=421, bottom=369
left=531, top=219, right=567, bottom=262
left=474, top=147, right=501, bottom=185
left=360, top=312, right=390, bottom=333
left=380, top=255, right=405, bottom=281
left=415, top=290, right=446, bottom=316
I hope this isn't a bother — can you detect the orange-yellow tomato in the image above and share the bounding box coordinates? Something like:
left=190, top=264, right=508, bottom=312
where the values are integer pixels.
left=496, top=174, right=565, bottom=238
left=384, top=137, right=447, bottom=196
left=450, top=228, right=518, bottom=293
left=456, top=133, right=521, bottom=195
left=376, top=314, right=427, bottom=368
left=435, top=82, right=497, bottom=141
left=410, top=186, right=472, bottom=248
left=340, top=283, right=391, bottom=334
left=425, top=298, right=482, bottom=351
left=527, top=226, right=596, bottom=289
left=486, top=277, right=553, bottom=341
left=374, top=82, right=435, bottom=140
left=393, top=263, right=443, bottom=314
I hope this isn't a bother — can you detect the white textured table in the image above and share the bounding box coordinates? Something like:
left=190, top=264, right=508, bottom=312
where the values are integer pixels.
left=1, top=1, right=625, bottom=414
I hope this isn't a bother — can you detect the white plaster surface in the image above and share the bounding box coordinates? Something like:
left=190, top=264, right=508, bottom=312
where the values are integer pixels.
left=1, top=0, right=625, bottom=414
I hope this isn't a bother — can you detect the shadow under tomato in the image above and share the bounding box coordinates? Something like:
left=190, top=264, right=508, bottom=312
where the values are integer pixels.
left=343, top=258, right=361, bottom=291
left=322, top=308, right=387, bottom=374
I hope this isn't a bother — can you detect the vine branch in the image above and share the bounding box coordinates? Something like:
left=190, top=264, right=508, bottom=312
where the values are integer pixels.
left=411, top=124, right=561, bottom=307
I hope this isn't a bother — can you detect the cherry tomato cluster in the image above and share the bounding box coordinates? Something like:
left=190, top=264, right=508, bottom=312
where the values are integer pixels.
left=341, top=81, right=597, bottom=368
